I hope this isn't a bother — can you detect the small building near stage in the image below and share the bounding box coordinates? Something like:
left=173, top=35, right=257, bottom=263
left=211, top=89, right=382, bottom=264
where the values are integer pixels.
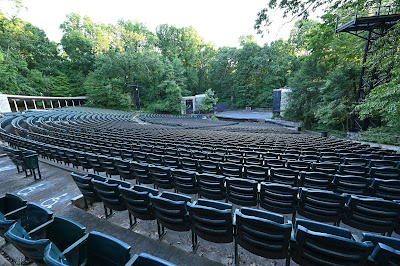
left=182, top=94, right=206, bottom=115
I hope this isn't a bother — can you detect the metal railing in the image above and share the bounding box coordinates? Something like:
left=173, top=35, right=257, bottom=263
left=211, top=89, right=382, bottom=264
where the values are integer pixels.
left=336, top=3, right=399, bottom=32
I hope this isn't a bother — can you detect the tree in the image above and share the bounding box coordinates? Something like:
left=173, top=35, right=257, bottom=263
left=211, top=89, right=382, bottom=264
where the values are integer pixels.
left=200, top=89, right=218, bottom=113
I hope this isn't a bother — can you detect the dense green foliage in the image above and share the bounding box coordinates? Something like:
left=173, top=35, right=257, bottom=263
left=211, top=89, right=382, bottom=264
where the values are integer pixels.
left=1, top=0, right=399, bottom=143
left=200, top=89, right=218, bottom=113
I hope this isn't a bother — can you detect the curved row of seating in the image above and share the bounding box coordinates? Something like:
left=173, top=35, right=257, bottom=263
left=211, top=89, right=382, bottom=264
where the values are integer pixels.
left=4, top=133, right=400, bottom=203
left=0, top=193, right=174, bottom=266
left=71, top=172, right=400, bottom=265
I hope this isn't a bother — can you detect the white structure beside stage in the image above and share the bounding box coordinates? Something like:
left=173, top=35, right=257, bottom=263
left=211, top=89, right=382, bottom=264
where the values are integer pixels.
left=182, top=94, right=206, bottom=115
left=0, top=94, right=87, bottom=113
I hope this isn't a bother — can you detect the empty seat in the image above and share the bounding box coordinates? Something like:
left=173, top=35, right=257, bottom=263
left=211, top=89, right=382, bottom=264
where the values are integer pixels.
left=149, top=192, right=191, bottom=240
left=196, top=173, right=226, bottom=200
left=298, top=171, right=334, bottom=190
left=71, top=172, right=106, bottom=209
left=197, top=159, right=220, bottom=174
left=114, top=158, right=134, bottom=181
left=179, top=157, right=198, bottom=172
left=342, top=196, right=400, bottom=235
left=234, top=207, right=291, bottom=265
left=362, top=233, right=400, bottom=265
left=43, top=231, right=133, bottom=266
left=224, top=155, right=243, bottom=164
left=286, top=160, right=311, bottom=171
left=297, top=188, right=346, bottom=225
left=148, top=165, right=173, bottom=189
left=131, top=161, right=151, bottom=184
left=269, top=168, right=299, bottom=186
left=120, top=185, right=158, bottom=229
left=147, top=153, right=163, bottom=166
left=311, top=162, right=338, bottom=174
left=170, top=169, right=197, bottom=194
left=290, top=219, right=374, bottom=265
left=259, top=183, right=298, bottom=223
left=338, top=164, right=368, bottom=177
left=368, top=167, right=400, bottom=180
left=161, top=155, right=180, bottom=168
left=264, top=158, right=286, bottom=168
left=92, top=178, right=130, bottom=218
left=226, top=178, right=258, bottom=207
left=242, top=165, right=268, bottom=183
left=187, top=199, right=233, bottom=253
left=5, top=216, right=85, bottom=265
left=0, top=193, right=27, bottom=217
left=332, top=174, right=372, bottom=195
left=219, top=162, right=243, bottom=178
left=207, top=152, right=225, bottom=162
left=370, top=178, right=400, bottom=201
left=0, top=203, right=53, bottom=238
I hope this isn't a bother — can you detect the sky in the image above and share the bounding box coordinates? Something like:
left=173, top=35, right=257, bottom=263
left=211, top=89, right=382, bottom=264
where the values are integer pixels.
left=0, top=0, right=303, bottom=48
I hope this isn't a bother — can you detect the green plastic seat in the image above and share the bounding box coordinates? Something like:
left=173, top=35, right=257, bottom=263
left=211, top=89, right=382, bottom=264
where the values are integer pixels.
left=43, top=231, right=132, bottom=266
left=5, top=216, right=85, bottom=266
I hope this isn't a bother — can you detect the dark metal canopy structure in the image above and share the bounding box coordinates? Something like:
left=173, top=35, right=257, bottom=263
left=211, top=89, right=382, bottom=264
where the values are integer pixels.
left=335, top=4, right=399, bottom=131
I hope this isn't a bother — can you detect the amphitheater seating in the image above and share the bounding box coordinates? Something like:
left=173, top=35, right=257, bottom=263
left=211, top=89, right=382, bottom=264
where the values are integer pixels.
left=119, top=185, right=158, bottom=229
left=187, top=199, right=233, bottom=253
left=5, top=217, right=85, bottom=265
left=234, top=208, right=291, bottom=266
left=92, top=178, right=130, bottom=218
left=149, top=192, right=191, bottom=240
left=290, top=219, right=374, bottom=265
left=2, top=108, right=400, bottom=265
left=342, top=196, right=400, bottom=236
left=0, top=203, right=53, bottom=238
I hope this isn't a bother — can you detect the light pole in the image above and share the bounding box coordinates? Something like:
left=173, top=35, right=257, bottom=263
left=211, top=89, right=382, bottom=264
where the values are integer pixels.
left=128, top=82, right=141, bottom=110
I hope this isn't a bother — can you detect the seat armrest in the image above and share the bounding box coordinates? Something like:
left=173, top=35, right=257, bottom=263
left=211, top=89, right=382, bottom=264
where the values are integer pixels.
left=28, top=219, right=54, bottom=235
left=124, top=254, right=138, bottom=266
left=352, top=234, right=361, bottom=242
left=4, top=205, right=27, bottom=218
left=62, top=233, right=89, bottom=256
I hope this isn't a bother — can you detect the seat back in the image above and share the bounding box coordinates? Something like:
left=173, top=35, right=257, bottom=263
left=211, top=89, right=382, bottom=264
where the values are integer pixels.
left=242, top=165, right=268, bottom=183
left=298, top=171, right=334, bottom=190
left=235, top=208, right=291, bottom=259
left=149, top=192, right=191, bottom=232
left=259, top=183, right=298, bottom=214
left=131, top=161, right=151, bottom=184
left=120, top=186, right=158, bottom=221
left=92, top=179, right=126, bottom=211
left=197, top=159, right=220, bottom=174
left=226, top=178, right=258, bottom=206
left=71, top=172, right=103, bottom=204
left=5, top=222, right=50, bottom=265
left=370, top=179, right=400, bottom=201
left=332, top=174, right=372, bottom=195
left=219, top=162, right=243, bottom=178
left=188, top=199, right=233, bottom=243
left=196, top=173, right=226, bottom=200
left=291, top=219, right=374, bottom=265
left=269, top=168, right=299, bottom=186
left=362, top=233, right=400, bottom=266
left=343, top=196, right=400, bottom=234
left=170, top=169, right=197, bottom=194
left=369, top=167, right=400, bottom=180
left=0, top=193, right=27, bottom=215
left=297, top=188, right=346, bottom=224
left=148, top=165, right=173, bottom=189
left=86, top=231, right=131, bottom=266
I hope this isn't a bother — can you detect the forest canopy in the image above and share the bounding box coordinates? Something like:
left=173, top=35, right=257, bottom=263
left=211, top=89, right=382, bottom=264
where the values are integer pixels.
left=0, top=0, right=399, bottom=140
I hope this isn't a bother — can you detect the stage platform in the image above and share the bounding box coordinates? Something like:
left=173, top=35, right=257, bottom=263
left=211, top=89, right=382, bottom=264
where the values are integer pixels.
left=215, top=110, right=273, bottom=121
